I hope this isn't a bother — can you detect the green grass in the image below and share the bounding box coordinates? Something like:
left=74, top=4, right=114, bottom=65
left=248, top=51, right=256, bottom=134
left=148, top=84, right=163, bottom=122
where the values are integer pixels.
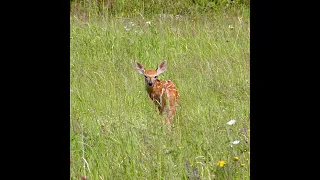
left=70, top=2, right=250, bottom=179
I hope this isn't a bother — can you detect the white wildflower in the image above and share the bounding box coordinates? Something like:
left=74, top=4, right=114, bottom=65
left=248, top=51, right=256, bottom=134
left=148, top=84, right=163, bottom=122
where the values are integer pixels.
left=175, top=15, right=183, bottom=20
left=129, top=21, right=135, bottom=26
left=159, top=14, right=167, bottom=19
left=227, top=119, right=236, bottom=125
left=124, top=26, right=130, bottom=31
left=146, top=21, right=151, bottom=25
left=231, top=140, right=240, bottom=145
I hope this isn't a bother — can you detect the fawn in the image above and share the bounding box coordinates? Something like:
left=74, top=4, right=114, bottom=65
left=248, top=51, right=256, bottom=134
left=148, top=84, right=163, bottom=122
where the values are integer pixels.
left=135, top=61, right=179, bottom=125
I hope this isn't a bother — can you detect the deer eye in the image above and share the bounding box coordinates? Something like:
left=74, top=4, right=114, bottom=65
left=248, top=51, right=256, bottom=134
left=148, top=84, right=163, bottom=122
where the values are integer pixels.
left=144, top=75, right=147, bottom=78
left=154, top=76, right=158, bottom=78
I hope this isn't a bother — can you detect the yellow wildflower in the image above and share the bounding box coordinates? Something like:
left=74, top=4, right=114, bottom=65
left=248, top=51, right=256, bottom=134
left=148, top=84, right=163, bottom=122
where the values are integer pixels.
left=217, top=160, right=226, bottom=167
left=234, top=156, right=239, bottom=161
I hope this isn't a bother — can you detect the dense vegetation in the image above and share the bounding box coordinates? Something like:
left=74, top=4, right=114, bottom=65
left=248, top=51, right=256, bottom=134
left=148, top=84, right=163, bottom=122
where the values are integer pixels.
left=70, top=0, right=250, bottom=179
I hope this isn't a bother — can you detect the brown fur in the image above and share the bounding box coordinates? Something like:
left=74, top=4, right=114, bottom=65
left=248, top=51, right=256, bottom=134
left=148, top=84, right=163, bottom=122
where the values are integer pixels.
left=135, top=61, right=179, bottom=125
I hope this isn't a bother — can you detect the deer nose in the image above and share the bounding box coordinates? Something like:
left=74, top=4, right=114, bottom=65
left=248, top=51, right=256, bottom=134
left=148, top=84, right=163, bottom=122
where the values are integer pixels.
left=148, top=82, right=153, bottom=86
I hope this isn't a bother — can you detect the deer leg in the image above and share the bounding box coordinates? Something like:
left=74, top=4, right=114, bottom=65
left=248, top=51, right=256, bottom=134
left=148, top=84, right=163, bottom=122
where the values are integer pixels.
left=165, top=99, right=173, bottom=125
left=157, top=106, right=165, bottom=124
left=167, top=95, right=178, bottom=125
left=153, top=99, right=165, bottom=124
left=166, top=109, right=172, bottom=125
left=157, top=105, right=163, bottom=115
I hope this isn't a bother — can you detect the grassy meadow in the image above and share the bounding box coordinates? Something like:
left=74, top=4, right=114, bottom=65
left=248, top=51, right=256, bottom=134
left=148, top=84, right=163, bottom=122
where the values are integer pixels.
left=70, top=1, right=250, bottom=179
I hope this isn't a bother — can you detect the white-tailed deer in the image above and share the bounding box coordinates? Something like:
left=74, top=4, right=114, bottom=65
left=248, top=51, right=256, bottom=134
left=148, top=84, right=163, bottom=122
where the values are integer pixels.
left=135, top=61, right=179, bottom=125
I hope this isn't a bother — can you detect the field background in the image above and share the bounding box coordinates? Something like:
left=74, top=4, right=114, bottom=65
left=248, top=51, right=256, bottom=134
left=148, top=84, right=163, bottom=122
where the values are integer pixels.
left=70, top=0, right=250, bottom=179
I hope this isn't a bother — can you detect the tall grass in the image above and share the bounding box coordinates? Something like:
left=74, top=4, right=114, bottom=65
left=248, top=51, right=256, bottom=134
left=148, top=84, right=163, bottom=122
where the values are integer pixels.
left=71, top=1, right=250, bottom=179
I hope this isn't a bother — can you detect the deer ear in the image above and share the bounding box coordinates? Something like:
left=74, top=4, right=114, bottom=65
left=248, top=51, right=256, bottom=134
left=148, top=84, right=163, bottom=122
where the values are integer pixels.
left=135, top=62, right=145, bottom=74
left=156, top=60, right=167, bottom=75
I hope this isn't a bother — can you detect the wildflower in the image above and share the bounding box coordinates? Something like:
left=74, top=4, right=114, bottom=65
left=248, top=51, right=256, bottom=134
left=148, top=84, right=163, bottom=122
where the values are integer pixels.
left=234, top=156, right=239, bottom=161
left=243, top=126, right=247, bottom=133
left=146, top=21, right=151, bottom=25
left=175, top=15, right=183, bottom=20
left=227, top=120, right=236, bottom=125
left=217, top=160, right=226, bottom=167
left=129, top=21, right=135, bottom=26
left=228, top=25, right=234, bottom=29
left=159, top=14, right=168, bottom=19
left=164, top=149, right=169, bottom=154
left=238, top=16, right=243, bottom=24
left=185, top=161, right=191, bottom=174
left=124, top=26, right=130, bottom=31
left=193, top=169, right=199, bottom=179
left=231, top=140, right=240, bottom=145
